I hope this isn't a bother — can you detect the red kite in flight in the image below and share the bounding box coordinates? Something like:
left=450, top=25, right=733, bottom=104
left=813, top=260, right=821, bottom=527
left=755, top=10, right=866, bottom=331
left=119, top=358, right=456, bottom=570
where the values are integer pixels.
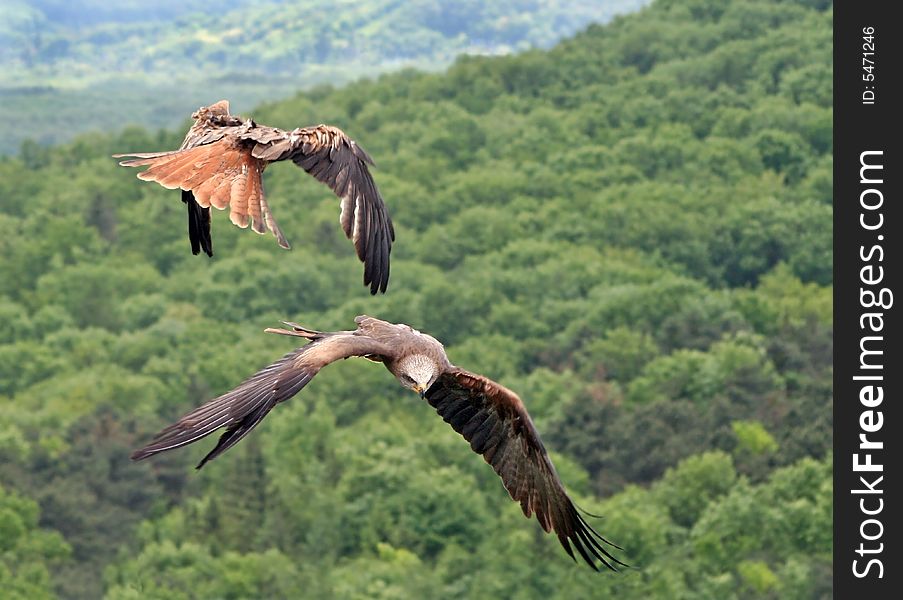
left=132, top=315, right=627, bottom=571
left=115, top=100, right=394, bottom=294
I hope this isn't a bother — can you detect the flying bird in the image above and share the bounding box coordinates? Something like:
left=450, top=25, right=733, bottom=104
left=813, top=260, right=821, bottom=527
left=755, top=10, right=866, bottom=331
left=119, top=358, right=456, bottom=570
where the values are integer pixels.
left=114, top=100, right=394, bottom=294
left=131, top=316, right=627, bottom=571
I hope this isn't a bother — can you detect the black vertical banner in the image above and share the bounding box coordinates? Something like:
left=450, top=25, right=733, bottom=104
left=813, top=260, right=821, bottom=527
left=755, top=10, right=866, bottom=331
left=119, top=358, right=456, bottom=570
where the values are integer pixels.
left=835, top=1, right=901, bottom=596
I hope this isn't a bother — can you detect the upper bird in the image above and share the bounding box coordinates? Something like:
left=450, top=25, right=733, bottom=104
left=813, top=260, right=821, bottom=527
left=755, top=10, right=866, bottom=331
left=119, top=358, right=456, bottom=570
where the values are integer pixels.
left=114, top=100, right=394, bottom=294
left=131, top=315, right=627, bottom=572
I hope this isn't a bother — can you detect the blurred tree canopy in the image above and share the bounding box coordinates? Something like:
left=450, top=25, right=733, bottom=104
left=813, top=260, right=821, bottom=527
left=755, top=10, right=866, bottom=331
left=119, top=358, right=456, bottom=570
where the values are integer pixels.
left=0, top=0, right=832, bottom=597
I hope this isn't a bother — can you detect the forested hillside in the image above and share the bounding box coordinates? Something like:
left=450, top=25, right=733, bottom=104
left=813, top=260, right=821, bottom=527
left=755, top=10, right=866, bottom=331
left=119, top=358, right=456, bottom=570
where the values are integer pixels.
left=0, top=0, right=833, bottom=598
left=0, top=0, right=644, bottom=154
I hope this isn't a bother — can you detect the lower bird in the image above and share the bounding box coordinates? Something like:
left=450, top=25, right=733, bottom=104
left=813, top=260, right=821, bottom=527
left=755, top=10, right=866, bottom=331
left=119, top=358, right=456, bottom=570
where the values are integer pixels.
left=114, top=100, right=394, bottom=294
left=131, top=315, right=626, bottom=571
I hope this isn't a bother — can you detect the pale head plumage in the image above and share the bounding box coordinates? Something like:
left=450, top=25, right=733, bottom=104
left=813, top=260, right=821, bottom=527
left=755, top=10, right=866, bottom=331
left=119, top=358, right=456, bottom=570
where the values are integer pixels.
left=395, top=353, right=440, bottom=396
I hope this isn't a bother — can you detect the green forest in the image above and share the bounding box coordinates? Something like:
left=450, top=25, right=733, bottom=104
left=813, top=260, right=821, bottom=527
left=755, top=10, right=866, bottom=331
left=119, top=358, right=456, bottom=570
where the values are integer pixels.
left=0, top=0, right=644, bottom=154
left=0, top=0, right=832, bottom=598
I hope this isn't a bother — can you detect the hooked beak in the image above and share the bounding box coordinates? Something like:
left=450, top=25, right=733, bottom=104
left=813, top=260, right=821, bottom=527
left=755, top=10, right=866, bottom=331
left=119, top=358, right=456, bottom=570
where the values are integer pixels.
left=413, top=384, right=426, bottom=398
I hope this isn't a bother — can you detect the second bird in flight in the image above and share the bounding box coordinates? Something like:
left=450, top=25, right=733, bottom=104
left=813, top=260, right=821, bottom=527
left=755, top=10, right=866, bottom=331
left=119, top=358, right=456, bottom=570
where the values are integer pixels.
left=114, top=100, right=395, bottom=294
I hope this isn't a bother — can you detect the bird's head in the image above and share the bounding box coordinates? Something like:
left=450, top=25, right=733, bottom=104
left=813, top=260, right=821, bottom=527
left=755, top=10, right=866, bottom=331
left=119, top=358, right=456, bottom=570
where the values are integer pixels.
left=396, top=354, right=439, bottom=398
left=192, top=100, right=231, bottom=121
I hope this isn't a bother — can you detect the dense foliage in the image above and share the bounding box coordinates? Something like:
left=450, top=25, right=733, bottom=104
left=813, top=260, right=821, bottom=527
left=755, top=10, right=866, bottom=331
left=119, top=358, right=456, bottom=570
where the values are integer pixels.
left=0, top=0, right=644, bottom=154
left=0, top=0, right=832, bottom=597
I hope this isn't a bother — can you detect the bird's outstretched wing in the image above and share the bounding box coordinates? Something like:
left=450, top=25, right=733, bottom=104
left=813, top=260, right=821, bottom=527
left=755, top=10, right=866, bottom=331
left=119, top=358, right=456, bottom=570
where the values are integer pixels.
left=131, top=324, right=391, bottom=468
left=114, top=138, right=290, bottom=249
left=424, top=369, right=627, bottom=571
left=251, top=126, right=395, bottom=294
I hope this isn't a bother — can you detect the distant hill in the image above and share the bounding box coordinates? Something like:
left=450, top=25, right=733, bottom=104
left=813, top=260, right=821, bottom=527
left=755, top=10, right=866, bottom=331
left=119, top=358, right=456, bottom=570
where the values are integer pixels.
left=0, top=0, right=646, bottom=154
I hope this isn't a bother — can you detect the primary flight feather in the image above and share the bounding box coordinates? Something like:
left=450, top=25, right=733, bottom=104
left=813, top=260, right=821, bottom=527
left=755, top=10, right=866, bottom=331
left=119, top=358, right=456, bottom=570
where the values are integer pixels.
left=114, top=100, right=394, bottom=294
left=131, top=315, right=627, bottom=571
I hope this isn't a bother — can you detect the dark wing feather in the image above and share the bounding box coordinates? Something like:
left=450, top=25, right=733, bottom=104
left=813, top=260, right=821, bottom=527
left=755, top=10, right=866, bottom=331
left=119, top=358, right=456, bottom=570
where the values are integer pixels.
left=424, top=369, right=627, bottom=571
left=183, top=190, right=213, bottom=256
left=131, top=329, right=391, bottom=468
left=250, top=126, right=394, bottom=294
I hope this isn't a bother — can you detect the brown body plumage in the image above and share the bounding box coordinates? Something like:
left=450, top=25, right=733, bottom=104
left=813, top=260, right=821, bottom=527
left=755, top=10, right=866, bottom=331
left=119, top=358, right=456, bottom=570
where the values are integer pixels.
left=131, top=316, right=627, bottom=571
left=114, top=100, right=394, bottom=294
